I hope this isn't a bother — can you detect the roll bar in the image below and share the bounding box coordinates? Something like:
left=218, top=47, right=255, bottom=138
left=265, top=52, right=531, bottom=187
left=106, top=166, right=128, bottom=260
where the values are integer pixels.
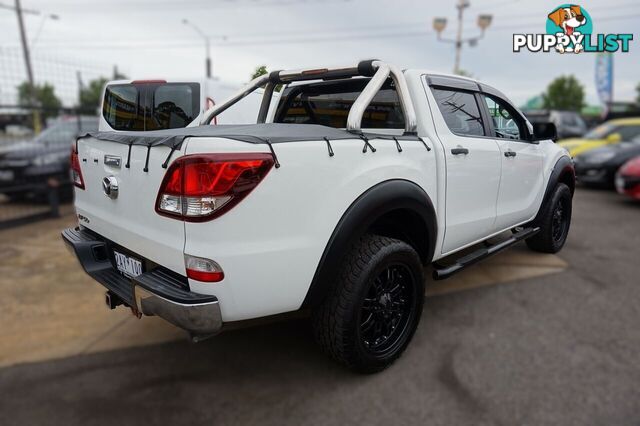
left=200, top=60, right=418, bottom=135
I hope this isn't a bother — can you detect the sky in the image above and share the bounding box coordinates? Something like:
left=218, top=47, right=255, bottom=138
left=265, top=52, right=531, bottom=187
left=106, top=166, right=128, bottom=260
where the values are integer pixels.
left=0, top=0, right=638, bottom=107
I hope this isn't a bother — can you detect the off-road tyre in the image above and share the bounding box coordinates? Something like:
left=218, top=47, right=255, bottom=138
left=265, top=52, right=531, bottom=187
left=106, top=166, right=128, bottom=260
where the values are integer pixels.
left=526, top=183, right=572, bottom=253
left=312, top=234, right=425, bottom=373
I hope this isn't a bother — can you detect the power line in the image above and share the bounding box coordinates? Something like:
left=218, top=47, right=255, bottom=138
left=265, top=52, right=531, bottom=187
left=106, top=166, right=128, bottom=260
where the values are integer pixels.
left=42, top=0, right=354, bottom=11
left=13, top=12, right=639, bottom=51
left=28, top=1, right=640, bottom=45
left=464, top=1, right=640, bottom=24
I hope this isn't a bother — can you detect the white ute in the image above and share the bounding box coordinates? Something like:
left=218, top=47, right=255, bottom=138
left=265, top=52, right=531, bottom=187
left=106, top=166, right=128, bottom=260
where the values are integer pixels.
left=63, top=60, right=575, bottom=372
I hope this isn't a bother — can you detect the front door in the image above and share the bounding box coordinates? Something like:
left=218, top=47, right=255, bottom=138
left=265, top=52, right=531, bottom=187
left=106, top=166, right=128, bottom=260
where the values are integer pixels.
left=481, top=94, right=545, bottom=231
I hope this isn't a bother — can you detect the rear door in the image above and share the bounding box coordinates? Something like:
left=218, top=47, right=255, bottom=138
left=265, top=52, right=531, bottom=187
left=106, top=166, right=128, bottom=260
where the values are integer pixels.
left=480, top=94, right=545, bottom=230
left=429, top=85, right=501, bottom=254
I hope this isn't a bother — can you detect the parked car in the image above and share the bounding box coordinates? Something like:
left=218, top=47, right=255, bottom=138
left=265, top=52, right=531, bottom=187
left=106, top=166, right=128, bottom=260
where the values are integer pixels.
left=99, top=78, right=274, bottom=132
left=524, top=109, right=587, bottom=139
left=0, top=116, right=98, bottom=200
left=63, top=60, right=574, bottom=373
left=615, top=156, right=640, bottom=200
left=573, top=138, right=640, bottom=188
left=603, top=101, right=640, bottom=121
left=558, top=118, right=640, bottom=157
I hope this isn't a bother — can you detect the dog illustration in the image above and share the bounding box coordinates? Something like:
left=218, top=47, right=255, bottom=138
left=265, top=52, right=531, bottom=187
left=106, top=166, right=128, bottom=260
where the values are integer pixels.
left=548, top=5, right=587, bottom=53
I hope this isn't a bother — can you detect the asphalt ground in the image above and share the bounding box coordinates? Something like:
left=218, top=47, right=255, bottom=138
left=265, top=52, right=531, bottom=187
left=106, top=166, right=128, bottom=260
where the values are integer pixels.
left=0, top=188, right=638, bottom=425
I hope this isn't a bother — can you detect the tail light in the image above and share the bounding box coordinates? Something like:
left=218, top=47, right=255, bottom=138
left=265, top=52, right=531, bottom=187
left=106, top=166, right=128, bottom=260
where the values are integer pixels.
left=185, top=254, right=224, bottom=282
left=156, top=153, right=274, bottom=221
left=70, top=148, right=85, bottom=189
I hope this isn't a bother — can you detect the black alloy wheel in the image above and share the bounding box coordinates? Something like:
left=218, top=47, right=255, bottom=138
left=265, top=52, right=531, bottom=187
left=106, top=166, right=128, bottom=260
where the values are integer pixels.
left=359, top=264, right=416, bottom=357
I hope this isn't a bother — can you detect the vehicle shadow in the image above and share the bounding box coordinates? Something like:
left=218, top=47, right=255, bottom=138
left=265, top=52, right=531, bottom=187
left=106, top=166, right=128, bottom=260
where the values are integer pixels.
left=0, top=317, right=379, bottom=424
left=0, top=298, right=473, bottom=425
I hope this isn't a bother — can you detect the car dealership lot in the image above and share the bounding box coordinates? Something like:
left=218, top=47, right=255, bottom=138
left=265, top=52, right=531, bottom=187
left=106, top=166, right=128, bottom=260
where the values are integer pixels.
left=0, top=188, right=639, bottom=425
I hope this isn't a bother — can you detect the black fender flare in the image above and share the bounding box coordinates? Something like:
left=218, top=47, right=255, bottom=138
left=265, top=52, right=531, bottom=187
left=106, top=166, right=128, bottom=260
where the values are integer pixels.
left=301, top=179, right=437, bottom=308
left=532, top=156, right=575, bottom=225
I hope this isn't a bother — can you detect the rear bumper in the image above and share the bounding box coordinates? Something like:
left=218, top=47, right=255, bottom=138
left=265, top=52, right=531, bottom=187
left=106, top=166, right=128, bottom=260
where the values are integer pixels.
left=61, top=227, right=222, bottom=337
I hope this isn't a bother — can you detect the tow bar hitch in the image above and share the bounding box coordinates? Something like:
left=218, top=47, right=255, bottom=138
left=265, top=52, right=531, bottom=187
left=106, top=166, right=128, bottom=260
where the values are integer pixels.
left=105, top=291, right=123, bottom=310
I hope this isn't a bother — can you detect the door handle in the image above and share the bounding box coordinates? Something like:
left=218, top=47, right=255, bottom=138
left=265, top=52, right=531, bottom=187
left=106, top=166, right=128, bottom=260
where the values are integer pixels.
left=451, top=147, right=469, bottom=155
left=504, top=150, right=517, bottom=157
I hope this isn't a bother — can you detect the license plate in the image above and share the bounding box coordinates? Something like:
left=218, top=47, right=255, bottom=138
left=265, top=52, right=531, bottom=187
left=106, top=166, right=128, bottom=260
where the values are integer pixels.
left=113, top=250, right=143, bottom=278
left=0, top=170, right=14, bottom=181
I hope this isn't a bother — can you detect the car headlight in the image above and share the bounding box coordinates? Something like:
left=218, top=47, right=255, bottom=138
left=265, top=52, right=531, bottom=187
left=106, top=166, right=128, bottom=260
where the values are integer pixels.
left=32, top=153, right=66, bottom=166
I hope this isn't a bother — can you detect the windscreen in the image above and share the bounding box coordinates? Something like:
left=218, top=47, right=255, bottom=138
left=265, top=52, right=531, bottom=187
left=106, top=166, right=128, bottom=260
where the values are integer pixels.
left=103, top=82, right=200, bottom=131
left=274, top=78, right=405, bottom=129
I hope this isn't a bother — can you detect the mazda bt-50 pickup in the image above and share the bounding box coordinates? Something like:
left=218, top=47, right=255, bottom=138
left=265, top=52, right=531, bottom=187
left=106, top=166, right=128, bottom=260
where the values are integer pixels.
left=63, top=60, right=574, bottom=373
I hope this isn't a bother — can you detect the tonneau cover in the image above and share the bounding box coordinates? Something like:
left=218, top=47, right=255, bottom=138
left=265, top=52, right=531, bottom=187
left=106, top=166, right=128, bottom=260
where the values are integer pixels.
left=78, top=123, right=420, bottom=150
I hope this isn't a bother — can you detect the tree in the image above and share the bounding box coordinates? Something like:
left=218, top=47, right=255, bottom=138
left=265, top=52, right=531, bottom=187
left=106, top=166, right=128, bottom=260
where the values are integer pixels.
left=250, top=65, right=282, bottom=92
left=78, top=77, right=109, bottom=112
left=251, top=65, right=268, bottom=80
left=17, top=82, right=62, bottom=119
left=541, top=75, right=585, bottom=112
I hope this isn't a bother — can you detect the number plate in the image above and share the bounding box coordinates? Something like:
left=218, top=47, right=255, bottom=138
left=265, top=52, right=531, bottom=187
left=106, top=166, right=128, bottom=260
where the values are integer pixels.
left=0, top=170, right=14, bottom=182
left=113, top=250, right=143, bottom=278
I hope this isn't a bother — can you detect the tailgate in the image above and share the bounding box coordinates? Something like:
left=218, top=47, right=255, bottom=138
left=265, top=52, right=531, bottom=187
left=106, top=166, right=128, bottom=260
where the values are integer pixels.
left=74, top=138, right=186, bottom=275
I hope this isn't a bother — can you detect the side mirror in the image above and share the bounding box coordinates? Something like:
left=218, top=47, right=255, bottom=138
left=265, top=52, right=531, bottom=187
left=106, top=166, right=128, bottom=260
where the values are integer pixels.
left=531, top=122, right=557, bottom=142
left=606, top=133, right=622, bottom=144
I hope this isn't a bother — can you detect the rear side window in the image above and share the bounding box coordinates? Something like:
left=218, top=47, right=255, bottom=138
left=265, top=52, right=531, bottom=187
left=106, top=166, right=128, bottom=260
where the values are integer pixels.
left=431, top=88, right=485, bottom=137
left=275, top=79, right=405, bottom=129
left=102, top=83, right=200, bottom=131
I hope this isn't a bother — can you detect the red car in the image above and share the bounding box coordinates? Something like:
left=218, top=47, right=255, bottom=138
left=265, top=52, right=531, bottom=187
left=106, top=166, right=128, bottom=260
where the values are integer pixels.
left=616, top=156, right=640, bottom=200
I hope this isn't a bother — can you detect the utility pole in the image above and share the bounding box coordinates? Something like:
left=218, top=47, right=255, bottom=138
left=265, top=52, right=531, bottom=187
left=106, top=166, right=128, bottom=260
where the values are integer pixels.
left=433, top=0, right=493, bottom=75
left=14, top=0, right=40, bottom=133
left=183, top=19, right=212, bottom=78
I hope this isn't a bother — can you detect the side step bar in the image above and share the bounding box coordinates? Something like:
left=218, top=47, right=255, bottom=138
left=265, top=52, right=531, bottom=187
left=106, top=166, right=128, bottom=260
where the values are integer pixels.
left=432, top=227, right=540, bottom=281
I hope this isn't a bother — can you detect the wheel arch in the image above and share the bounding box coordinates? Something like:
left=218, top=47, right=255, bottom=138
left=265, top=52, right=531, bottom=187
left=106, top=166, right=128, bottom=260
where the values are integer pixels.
left=533, top=155, right=575, bottom=225
left=302, top=179, right=437, bottom=308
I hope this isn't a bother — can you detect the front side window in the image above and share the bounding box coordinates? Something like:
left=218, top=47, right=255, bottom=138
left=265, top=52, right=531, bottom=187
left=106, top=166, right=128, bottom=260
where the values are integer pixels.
left=431, top=88, right=485, bottom=137
left=482, top=95, right=525, bottom=140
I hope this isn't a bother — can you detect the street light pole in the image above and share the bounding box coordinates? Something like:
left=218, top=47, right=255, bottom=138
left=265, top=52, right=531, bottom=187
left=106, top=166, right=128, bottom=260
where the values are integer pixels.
left=453, top=0, right=468, bottom=75
left=205, top=37, right=211, bottom=79
left=433, top=0, right=492, bottom=75
left=31, top=12, right=59, bottom=46
left=183, top=19, right=211, bottom=78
